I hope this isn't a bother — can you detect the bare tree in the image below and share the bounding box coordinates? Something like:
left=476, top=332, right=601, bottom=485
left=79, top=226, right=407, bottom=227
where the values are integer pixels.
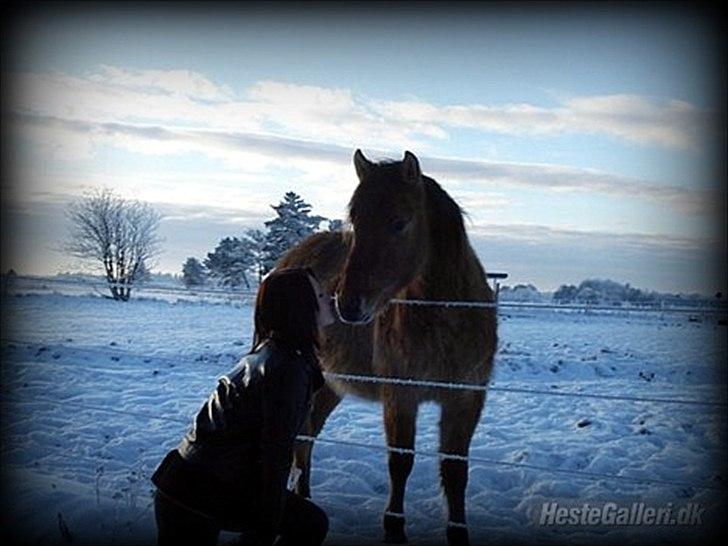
left=66, top=188, right=162, bottom=301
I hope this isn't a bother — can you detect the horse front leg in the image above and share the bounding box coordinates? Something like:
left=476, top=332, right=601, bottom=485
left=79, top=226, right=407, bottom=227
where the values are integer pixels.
left=382, top=387, right=419, bottom=544
left=439, top=391, right=485, bottom=546
left=293, top=382, right=342, bottom=498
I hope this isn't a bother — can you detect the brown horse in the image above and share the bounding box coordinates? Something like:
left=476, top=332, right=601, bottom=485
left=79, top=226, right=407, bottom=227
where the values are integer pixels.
left=275, top=150, right=497, bottom=546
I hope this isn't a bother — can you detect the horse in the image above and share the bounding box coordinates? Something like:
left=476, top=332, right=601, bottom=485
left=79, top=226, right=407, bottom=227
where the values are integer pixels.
left=275, top=149, right=497, bottom=546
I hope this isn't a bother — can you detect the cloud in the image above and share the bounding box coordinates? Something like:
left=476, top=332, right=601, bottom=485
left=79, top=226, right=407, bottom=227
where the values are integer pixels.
left=5, top=66, right=716, bottom=215
left=6, top=110, right=348, bottom=161
left=91, top=65, right=235, bottom=102
left=560, top=95, right=706, bottom=149
left=422, top=156, right=717, bottom=215
left=6, top=69, right=265, bottom=143
left=153, top=201, right=266, bottom=223
left=6, top=111, right=717, bottom=215
left=466, top=223, right=726, bottom=293
left=449, top=190, right=512, bottom=211
left=6, top=67, right=710, bottom=152
left=6, top=69, right=431, bottom=151
left=246, top=80, right=448, bottom=147
left=469, top=222, right=717, bottom=252
left=371, top=94, right=710, bottom=150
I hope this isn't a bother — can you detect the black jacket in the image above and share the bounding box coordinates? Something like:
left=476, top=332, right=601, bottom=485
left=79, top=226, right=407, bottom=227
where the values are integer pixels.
left=151, top=337, right=325, bottom=543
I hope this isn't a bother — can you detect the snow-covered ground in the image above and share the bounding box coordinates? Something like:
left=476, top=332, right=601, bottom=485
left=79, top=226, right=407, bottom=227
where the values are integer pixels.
left=1, top=292, right=726, bottom=545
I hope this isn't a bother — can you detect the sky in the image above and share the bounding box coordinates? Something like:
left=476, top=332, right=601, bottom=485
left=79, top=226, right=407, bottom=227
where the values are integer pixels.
left=1, top=3, right=726, bottom=294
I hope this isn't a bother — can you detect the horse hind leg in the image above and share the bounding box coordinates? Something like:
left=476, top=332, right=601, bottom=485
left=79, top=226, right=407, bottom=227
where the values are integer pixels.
left=293, top=382, right=342, bottom=498
left=382, top=387, right=419, bottom=544
left=439, top=391, right=485, bottom=546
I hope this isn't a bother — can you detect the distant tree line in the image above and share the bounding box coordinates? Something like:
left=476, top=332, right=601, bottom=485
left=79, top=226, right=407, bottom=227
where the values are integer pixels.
left=552, top=279, right=660, bottom=305
left=497, top=283, right=545, bottom=302
left=496, top=279, right=720, bottom=307
left=182, top=191, right=341, bottom=289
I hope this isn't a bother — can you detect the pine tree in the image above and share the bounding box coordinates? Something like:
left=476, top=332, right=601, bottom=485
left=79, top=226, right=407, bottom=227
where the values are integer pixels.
left=182, top=257, right=206, bottom=288
left=244, top=228, right=267, bottom=283
left=260, top=192, right=325, bottom=273
left=204, top=237, right=257, bottom=289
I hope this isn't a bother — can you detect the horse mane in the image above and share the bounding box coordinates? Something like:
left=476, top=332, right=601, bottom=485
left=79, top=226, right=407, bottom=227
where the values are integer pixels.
left=422, top=175, right=468, bottom=260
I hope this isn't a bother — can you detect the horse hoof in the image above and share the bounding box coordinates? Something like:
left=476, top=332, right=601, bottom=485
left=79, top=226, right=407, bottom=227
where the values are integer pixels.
left=446, top=525, right=469, bottom=546
left=382, top=514, right=408, bottom=543
left=382, top=530, right=408, bottom=544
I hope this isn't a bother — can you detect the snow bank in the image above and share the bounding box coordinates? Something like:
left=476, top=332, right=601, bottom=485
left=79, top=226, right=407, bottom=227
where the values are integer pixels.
left=1, top=293, right=725, bottom=545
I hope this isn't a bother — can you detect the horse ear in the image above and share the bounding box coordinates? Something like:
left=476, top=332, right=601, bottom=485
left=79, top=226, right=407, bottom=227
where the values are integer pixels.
left=353, top=149, right=372, bottom=180
left=402, top=151, right=421, bottom=184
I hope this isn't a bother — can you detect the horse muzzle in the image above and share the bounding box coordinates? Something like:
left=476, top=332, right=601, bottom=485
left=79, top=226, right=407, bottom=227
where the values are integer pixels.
left=334, top=292, right=375, bottom=325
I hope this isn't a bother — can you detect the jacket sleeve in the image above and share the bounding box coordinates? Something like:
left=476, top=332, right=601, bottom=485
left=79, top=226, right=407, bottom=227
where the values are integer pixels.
left=256, top=356, right=310, bottom=545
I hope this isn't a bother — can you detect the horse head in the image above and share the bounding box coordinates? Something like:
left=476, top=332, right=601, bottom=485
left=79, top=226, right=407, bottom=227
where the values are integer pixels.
left=335, top=149, right=429, bottom=325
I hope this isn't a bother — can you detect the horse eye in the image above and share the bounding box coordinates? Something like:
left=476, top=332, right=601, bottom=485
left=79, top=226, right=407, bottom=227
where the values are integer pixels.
left=392, top=219, right=408, bottom=233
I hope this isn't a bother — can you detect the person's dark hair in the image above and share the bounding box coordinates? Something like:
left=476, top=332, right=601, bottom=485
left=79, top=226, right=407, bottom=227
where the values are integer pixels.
left=250, top=267, right=320, bottom=355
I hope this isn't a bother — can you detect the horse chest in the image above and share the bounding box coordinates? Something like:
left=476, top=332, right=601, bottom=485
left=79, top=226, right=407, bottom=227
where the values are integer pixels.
left=373, top=309, right=449, bottom=369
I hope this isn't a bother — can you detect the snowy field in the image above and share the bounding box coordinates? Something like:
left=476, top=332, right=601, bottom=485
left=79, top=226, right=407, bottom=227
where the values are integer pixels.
left=1, top=291, right=726, bottom=545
